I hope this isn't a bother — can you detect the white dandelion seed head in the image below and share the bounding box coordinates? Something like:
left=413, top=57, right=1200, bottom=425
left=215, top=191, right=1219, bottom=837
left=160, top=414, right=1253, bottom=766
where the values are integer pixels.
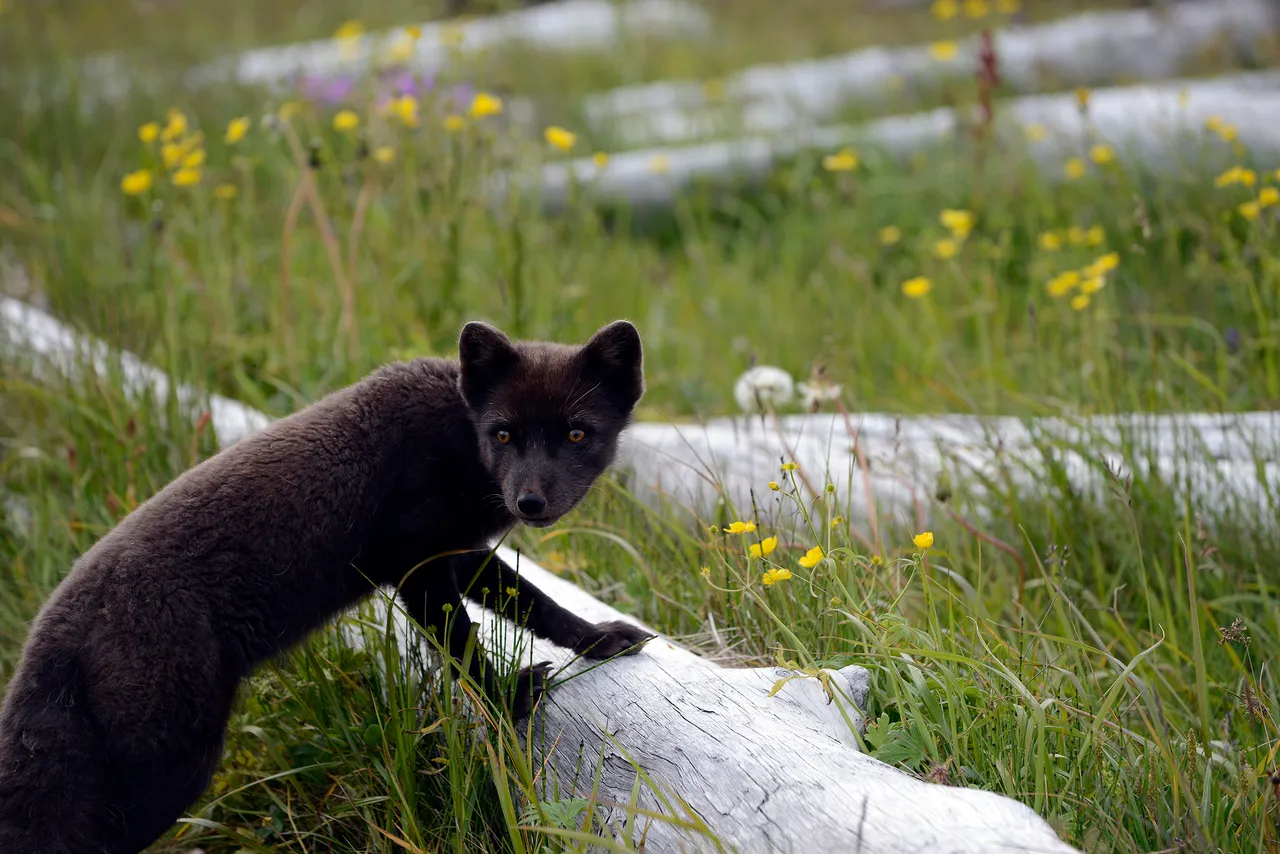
left=734, top=365, right=795, bottom=413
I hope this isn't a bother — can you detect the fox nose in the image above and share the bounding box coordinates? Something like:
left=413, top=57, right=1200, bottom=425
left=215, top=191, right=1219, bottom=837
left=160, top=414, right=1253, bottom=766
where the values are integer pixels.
left=516, top=492, right=547, bottom=517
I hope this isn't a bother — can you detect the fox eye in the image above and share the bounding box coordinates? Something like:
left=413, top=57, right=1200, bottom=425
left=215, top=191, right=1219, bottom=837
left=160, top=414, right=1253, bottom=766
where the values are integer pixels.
left=495, top=430, right=511, bottom=444
left=567, top=429, right=586, bottom=444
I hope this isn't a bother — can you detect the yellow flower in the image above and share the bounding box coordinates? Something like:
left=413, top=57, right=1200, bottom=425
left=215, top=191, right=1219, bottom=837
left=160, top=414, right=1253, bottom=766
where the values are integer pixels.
left=995, top=0, right=1021, bottom=11
left=1067, top=226, right=1087, bottom=245
left=934, top=238, right=959, bottom=259
left=1064, top=157, right=1087, bottom=180
left=761, top=567, right=793, bottom=586
left=160, top=109, right=188, bottom=142
left=1089, top=144, right=1114, bottom=165
left=225, top=116, right=250, bottom=145
left=1080, top=275, right=1106, bottom=294
left=797, top=545, right=824, bottom=568
left=1023, top=123, right=1048, bottom=143
left=879, top=225, right=902, bottom=245
left=160, top=142, right=185, bottom=170
left=544, top=125, right=577, bottom=152
left=119, top=169, right=152, bottom=196
left=592, top=151, right=609, bottom=168
left=213, top=183, right=238, bottom=200
left=334, top=19, right=364, bottom=40
left=138, top=122, right=160, bottom=144
left=768, top=481, right=780, bottom=491
left=1238, top=200, right=1261, bottom=221
left=171, top=167, right=202, bottom=187
left=1204, top=117, right=1238, bottom=142
left=822, top=148, right=859, bottom=172
left=469, top=92, right=503, bottom=118
left=182, top=148, right=206, bottom=169
left=929, top=41, right=959, bottom=61
left=939, top=208, right=973, bottom=238
left=444, top=114, right=467, bottom=132
left=389, top=94, right=419, bottom=127
left=1074, top=87, right=1090, bottom=110
left=1086, top=224, right=1105, bottom=245
left=750, top=536, right=778, bottom=559
left=726, top=521, right=757, bottom=534
left=1037, top=230, right=1063, bottom=251
left=1259, top=187, right=1280, bottom=208
left=781, top=461, right=798, bottom=471
left=405, top=24, right=422, bottom=40
left=649, top=155, right=670, bottom=174
left=963, top=0, right=990, bottom=18
left=1070, top=294, right=1091, bottom=311
left=1046, top=270, right=1081, bottom=297
left=1090, top=251, right=1120, bottom=273
left=386, top=37, right=415, bottom=64
left=931, top=0, right=958, bottom=20
left=505, top=586, right=517, bottom=597
left=830, top=515, right=844, bottom=529
left=373, top=145, right=396, bottom=164
left=333, top=110, right=360, bottom=132
left=902, top=276, right=933, bottom=298
left=1215, top=166, right=1257, bottom=188
left=913, top=532, right=934, bottom=550
left=699, top=566, right=711, bottom=579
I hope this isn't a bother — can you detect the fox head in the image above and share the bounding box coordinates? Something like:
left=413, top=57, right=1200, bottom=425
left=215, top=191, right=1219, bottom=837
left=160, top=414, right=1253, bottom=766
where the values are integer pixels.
left=457, top=320, right=645, bottom=527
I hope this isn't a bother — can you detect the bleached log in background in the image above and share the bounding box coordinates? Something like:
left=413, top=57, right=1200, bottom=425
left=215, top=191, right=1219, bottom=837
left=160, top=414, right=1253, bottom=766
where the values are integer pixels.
left=512, top=69, right=1280, bottom=211
left=581, top=0, right=1278, bottom=147
left=0, top=297, right=1080, bottom=853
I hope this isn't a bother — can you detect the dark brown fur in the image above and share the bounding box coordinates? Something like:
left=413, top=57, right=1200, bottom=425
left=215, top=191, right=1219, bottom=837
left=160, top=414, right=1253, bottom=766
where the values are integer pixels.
left=0, top=320, right=653, bottom=854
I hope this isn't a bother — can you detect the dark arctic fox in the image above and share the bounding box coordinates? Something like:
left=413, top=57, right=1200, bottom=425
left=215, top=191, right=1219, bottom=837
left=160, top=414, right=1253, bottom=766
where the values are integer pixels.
left=0, top=319, right=654, bottom=854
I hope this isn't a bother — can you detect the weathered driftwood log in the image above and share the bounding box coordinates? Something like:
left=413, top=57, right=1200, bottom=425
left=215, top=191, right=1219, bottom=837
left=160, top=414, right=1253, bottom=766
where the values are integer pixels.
left=506, top=69, right=1280, bottom=211
left=615, top=410, right=1280, bottom=538
left=1, top=296, right=1081, bottom=853
left=581, top=0, right=1278, bottom=147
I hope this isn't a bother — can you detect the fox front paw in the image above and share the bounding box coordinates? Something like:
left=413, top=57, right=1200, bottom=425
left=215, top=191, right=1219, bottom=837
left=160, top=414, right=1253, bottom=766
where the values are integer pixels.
left=511, top=660, right=554, bottom=719
left=574, top=620, right=656, bottom=659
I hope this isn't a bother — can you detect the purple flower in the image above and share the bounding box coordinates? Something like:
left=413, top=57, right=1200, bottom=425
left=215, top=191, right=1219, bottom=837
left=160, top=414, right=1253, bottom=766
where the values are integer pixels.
left=299, top=74, right=355, bottom=105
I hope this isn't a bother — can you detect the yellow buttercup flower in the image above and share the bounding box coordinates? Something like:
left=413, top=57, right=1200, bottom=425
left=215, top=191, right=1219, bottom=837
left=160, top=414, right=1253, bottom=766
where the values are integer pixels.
left=934, top=238, right=959, bottom=259
left=1259, top=187, right=1279, bottom=208
left=444, top=114, right=467, bottom=132
left=404, top=25, right=422, bottom=40
left=544, top=125, right=577, bottom=152
left=161, top=142, right=185, bottom=170
left=797, top=545, right=824, bottom=568
left=1089, top=144, right=1115, bottom=165
left=822, top=148, right=859, bottom=172
left=768, top=481, right=780, bottom=491
left=469, top=92, right=503, bottom=119
left=931, top=0, right=959, bottom=20
left=902, top=276, right=933, bottom=298
left=333, top=110, right=360, bottom=132
left=334, top=19, right=364, bottom=40
left=913, top=532, right=934, bottom=550
left=138, top=122, right=160, bottom=144
left=160, top=109, right=188, bottom=142
left=963, top=0, right=989, bottom=18
left=182, top=149, right=206, bottom=169
left=120, top=169, right=152, bottom=196
left=879, top=225, right=902, bottom=245
left=761, top=567, right=793, bottom=586
left=750, top=536, right=778, bottom=559
left=373, top=146, right=396, bottom=164
left=1067, top=226, right=1087, bottom=245
left=225, top=116, right=250, bottom=145
left=1238, top=200, right=1261, bottom=221
left=929, top=41, right=959, bottom=61
left=939, top=208, right=973, bottom=239
left=726, top=521, right=756, bottom=534
left=1086, top=225, right=1105, bottom=245
left=1080, top=276, right=1106, bottom=294
left=389, top=94, right=419, bottom=127
left=171, top=167, right=202, bottom=187
left=592, top=151, right=609, bottom=168
left=1037, top=231, right=1063, bottom=251
left=1064, top=157, right=1087, bottom=180
left=1090, top=251, right=1120, bottom=273
left=1046, top=270, right=1081, bottom=297
left=1074, top=87, right=1090, bottom=110
left=213, top=183, right=238, bottom=200
left=1215, top=166, right=1257, bottom=188
left=1070, top=294, right=1091, bottom=311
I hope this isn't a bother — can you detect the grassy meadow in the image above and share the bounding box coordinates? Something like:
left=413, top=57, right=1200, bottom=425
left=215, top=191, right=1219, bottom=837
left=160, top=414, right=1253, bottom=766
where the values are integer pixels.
left=2, top=0, right=1280, bottom=851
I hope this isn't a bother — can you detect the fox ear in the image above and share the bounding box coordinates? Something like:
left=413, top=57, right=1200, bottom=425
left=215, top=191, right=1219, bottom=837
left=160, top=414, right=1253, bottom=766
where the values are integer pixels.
left=581, top=320, right=645, bottom=411
left=458, top=321, right=519, bottom=409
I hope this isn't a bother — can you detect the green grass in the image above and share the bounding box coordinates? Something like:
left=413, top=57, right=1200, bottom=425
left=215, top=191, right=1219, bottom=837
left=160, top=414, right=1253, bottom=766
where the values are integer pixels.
left=3, top=0, right=1280, bottom=852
